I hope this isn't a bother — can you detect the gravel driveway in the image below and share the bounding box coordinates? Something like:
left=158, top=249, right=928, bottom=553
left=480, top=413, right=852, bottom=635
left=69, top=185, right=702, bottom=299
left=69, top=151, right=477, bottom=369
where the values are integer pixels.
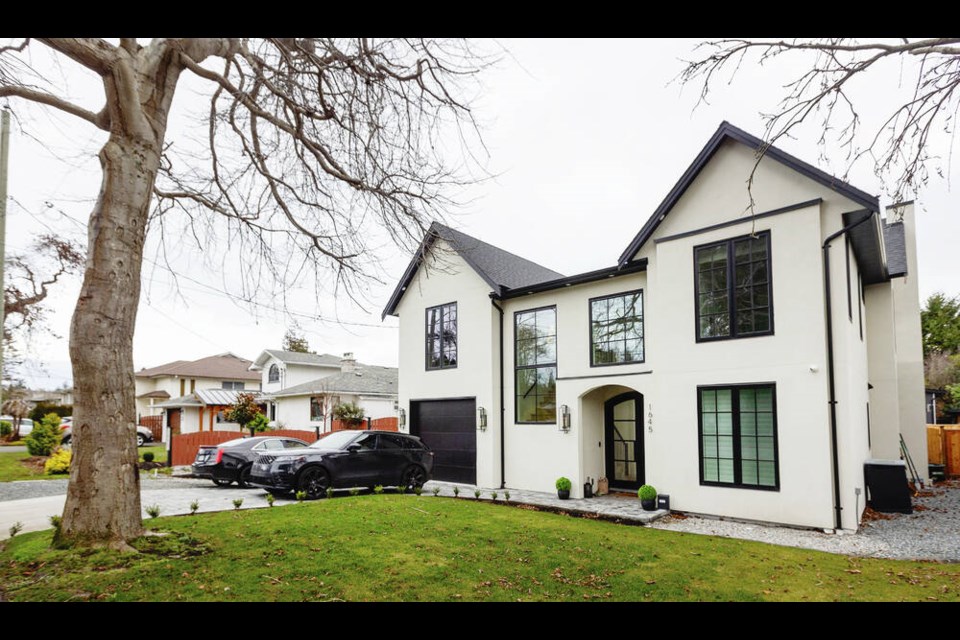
left=650, top=479, right=960, bottom=562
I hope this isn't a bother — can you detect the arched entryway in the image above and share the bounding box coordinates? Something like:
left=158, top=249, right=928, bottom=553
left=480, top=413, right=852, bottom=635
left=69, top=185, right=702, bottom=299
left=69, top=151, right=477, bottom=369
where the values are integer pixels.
left=604, top=391, right=644, bottom=491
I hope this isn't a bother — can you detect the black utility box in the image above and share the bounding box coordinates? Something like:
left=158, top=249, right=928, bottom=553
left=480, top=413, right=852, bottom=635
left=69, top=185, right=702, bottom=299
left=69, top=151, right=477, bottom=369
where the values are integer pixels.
left=656, top=494, right=670, bottom=511
left=864, top=459, right=912, bottom=514
left=929, top=464, right=946, bottom=482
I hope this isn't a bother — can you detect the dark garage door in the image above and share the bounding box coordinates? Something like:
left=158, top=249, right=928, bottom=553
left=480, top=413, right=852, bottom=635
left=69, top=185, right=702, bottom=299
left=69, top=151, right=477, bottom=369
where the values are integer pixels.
left=411, top=399, right=476, bottom=484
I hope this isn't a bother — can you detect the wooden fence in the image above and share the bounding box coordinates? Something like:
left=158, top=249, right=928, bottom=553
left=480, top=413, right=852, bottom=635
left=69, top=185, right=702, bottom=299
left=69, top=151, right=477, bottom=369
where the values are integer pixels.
left=139, top=415, right=163, bottom=442
left=171, top=418, right=399, bottom=466
left=927, top=425, right=960, bottom=477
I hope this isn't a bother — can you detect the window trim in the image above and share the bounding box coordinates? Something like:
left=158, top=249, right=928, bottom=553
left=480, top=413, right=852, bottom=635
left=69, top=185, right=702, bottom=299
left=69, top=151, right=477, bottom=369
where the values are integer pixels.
left=514, top=304, right=558, bottom=425
left=588, top=289, right=646, bottom=368
left=693, top=230, right=775, bottom=343
left=425, top=301, right=458, bottom=371
left=697, top=382, right=780, bottom=491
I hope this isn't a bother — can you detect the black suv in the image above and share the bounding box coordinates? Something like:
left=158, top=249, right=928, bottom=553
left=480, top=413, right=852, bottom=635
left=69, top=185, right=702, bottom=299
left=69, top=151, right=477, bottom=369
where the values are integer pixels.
left=248, top=430, right=434, bottom=499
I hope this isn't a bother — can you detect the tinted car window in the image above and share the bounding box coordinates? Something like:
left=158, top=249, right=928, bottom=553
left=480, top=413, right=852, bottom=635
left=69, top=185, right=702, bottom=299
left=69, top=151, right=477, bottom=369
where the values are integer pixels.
left=403, top=437, right=426, bottom=450
left=378, top=434, right=406, bottom=450
left=283, top=439, right=306, bottom=449
left=262, top=439, right=285, bottom=450
left=353, top=433, right=377, bottom=451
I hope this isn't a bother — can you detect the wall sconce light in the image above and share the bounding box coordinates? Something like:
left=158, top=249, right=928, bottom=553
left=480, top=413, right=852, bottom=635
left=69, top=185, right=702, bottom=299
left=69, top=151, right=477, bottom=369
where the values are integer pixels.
left=561, top=404, right=571, bottom=432
left=398, top=407, right=406, bottom=428
left=478, top=406, right=487, bottom=431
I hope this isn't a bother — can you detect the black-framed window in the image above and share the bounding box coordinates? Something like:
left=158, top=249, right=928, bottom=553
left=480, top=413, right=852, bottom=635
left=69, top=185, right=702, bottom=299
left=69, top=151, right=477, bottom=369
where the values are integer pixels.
left=695, top=231, right=773, bottom=341
left=426, top=302, right=458, bottom=370
left=698, top=384, right=779, bottom=490
left=268, top=364, right=280, bottom=383
left=515, top=306, right=557, bottom=424
left=590, top=290, right=644, bottom=366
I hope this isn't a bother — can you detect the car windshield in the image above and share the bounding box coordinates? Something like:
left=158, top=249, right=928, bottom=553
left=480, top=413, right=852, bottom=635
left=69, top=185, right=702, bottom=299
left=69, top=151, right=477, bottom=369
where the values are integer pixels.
left=308, top=431, right=360, bottom=450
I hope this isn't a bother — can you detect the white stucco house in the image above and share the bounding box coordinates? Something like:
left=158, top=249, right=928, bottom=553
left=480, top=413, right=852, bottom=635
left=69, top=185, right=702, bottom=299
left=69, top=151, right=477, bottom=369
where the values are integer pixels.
left=249, top=350, right=398, bottom=431
left=383, top=121, right=927, bottom=532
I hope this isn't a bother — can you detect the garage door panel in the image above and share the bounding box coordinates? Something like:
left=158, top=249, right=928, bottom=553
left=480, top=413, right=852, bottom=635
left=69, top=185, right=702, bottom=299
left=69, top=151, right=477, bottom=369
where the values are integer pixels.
left=412, top=399, right=476, bottom=484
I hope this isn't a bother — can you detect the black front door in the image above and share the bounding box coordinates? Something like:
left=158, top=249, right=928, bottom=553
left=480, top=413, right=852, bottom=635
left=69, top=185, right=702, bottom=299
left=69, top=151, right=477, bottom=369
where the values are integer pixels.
left=604, top=392, right=644, bottom=491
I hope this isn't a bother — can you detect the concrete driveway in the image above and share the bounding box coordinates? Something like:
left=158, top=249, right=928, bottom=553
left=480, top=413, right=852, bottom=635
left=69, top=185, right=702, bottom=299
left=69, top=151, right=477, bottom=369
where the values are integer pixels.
left=0, top=475, right=296, bottom=540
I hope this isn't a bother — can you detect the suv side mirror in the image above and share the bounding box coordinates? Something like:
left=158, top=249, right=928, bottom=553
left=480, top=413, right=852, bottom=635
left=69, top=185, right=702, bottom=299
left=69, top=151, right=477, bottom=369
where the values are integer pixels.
left=347, top=443, right=362, bottom=453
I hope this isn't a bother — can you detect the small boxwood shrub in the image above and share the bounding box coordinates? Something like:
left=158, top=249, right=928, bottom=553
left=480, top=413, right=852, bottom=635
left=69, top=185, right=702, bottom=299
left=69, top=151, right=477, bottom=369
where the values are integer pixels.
left=26, top=413, right=62, bottom=456
left=44, top=448, right=72, bottom=474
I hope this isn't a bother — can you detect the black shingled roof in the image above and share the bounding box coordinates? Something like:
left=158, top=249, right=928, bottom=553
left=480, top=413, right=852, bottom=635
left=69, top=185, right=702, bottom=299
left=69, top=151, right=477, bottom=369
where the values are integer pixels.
left=382, top=222, right=563, bottom=318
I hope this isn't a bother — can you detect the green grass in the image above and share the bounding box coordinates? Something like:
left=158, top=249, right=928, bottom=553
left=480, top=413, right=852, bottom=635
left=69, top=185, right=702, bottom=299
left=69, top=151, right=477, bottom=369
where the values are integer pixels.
left=0, top=445, right=168, bottom=482
left=0, top=450, right=48, bottom=481
left=1, top=496, right=958, bottom=602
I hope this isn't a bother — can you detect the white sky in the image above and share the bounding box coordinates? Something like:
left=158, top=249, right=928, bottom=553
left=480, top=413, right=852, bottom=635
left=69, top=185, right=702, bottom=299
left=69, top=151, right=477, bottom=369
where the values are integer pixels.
left=4, top=38, right=959, bottom=389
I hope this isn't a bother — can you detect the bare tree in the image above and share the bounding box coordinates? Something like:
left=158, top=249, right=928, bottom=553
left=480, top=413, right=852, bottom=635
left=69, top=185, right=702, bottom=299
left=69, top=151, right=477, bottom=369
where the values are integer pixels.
left=679, top=38, right=960, bottom=204
left=0, top=38, right=488, bottom=547
left=1, top=396, right=30, bottom=441
left=308, top=378, right=337, bottom=436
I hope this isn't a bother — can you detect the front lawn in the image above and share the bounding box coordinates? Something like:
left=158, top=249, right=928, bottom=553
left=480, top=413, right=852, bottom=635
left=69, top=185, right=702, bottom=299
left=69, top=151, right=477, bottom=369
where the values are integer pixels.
left=2, top=496, right=958, bottom=601
left=0, top=446, right=167, bottom=482
left=0, top=450, right=49, bottom=482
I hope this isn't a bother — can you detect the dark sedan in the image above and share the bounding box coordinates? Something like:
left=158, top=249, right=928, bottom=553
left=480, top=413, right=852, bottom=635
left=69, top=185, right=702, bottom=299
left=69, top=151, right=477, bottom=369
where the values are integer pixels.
left=193, top=436, right=309, bottom=487
left=248, top=430, right=434, bottom=499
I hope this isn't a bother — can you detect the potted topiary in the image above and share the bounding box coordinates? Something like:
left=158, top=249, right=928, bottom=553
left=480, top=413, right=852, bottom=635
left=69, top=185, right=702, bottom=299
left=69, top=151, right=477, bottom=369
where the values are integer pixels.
left=556, top=476, right=572, bottom=500
left=638, top=484, right=657, bottom=511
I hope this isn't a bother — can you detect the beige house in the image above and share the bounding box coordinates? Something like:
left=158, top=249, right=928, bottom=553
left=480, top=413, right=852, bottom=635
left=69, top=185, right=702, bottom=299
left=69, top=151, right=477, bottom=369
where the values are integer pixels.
left=135, top=353, right=261, bottom=420
left=384, top=121, right=927, bottom=532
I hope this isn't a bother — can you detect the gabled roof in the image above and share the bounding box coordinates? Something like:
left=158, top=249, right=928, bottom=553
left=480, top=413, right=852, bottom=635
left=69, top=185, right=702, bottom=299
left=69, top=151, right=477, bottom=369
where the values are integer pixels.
left=269, top=365, right=398, bottom=398
left=251, top=350, right=344, bottom=370
left=617, top=121, right=881, bottom=267
left=382, top=222, right=564, bottom=318
left=136, top=353, right=260, bottom=381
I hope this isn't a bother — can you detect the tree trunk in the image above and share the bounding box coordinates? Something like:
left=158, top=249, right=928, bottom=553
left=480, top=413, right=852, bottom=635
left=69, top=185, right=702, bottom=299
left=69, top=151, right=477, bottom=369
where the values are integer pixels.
left=61, top=46, right=182, bottom=547
left=61, top=133, right=158, bottom=546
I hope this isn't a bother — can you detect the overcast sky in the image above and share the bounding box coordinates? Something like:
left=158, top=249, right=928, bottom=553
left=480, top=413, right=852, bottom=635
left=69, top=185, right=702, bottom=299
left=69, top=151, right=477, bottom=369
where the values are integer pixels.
left=4, top=38, right=959, bottom=389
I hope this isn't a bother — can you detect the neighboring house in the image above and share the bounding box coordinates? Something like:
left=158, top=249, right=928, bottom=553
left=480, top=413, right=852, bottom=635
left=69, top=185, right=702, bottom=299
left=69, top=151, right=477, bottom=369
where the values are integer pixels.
left=155, top=388, right=263, bottom=435
left=383, top=120, right=928, bottom=532
left=135, top=353, right=261, bottom=420
left=249, top=350, right=398, bottom=430
left=27, top=388, right=74, bottom=406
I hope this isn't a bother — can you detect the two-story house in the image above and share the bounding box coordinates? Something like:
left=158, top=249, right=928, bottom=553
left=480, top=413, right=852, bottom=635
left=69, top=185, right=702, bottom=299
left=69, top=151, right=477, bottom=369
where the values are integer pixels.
left=135, top=353, right=261, bottom=420
left=249, top=350, right=398, bottom=430
left=383, top=121, right=927, bottom=531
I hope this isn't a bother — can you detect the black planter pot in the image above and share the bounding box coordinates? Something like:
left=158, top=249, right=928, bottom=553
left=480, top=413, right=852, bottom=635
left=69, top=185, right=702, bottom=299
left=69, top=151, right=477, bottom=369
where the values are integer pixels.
left=641, top=498, right=656, bottom=511
left=557, top=489, right=570, bottom=500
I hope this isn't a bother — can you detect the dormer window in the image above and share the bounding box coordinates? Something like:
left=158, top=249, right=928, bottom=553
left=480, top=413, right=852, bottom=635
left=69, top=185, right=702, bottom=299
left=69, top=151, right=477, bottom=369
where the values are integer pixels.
left=268, top=364, right=280, bottom=383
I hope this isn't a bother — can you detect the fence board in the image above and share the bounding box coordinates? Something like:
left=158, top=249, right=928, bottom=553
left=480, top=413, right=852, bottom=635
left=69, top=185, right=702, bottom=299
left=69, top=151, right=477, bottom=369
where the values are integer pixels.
left=945, top=427, right=960, bottom=477
left=928, top=425, right=946, bottom=465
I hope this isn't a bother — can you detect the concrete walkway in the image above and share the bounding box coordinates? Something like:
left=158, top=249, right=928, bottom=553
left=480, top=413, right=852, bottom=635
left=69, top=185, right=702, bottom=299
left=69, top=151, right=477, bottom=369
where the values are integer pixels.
left=422, top=480, right=669, bottom=524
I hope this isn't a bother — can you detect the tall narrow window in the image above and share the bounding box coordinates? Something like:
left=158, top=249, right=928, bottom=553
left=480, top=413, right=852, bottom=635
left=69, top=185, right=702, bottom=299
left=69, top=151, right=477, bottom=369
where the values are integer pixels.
left=695, top=231, right=773, bottom=341
left=515, top=306, right=557, bottom=423
left=698, top=384, right=778, bottom=490
left=426, top=302, right=458, bottom=370
left=590, top=290, right=644, bottom=366
left=268, top=364, right=280, bottom=383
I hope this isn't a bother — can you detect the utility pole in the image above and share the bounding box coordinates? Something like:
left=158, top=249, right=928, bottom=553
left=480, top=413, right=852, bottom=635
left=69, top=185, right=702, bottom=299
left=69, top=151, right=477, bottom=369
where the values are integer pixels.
left=0, top=110, right=10, bottom=409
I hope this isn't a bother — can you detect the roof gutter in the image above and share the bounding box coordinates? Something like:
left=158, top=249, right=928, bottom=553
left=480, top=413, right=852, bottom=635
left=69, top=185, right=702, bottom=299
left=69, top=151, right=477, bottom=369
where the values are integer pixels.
left=499, top=259, right=648, bottom=299
left=822, top=211, right=876, bottom=531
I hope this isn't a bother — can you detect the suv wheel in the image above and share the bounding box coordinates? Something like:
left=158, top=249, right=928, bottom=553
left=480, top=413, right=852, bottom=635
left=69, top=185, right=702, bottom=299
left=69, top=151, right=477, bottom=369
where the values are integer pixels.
left=401, top=465, right=426, bottom=491
left=298, top=467, right=330, bottom=500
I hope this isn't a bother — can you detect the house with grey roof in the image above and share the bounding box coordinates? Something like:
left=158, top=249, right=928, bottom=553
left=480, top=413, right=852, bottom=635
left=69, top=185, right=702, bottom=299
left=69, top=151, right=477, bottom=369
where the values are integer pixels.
left=383, top=121, right=927, bottom=532
left=249, top=350, right=398, bottom=431
left=135, top=352, right=261, bottom=422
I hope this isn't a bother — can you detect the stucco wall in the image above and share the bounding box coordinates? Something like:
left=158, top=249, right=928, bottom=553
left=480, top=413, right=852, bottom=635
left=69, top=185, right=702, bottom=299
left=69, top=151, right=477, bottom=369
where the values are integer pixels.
left=395, top=241, right=499, bottom=488
left=273, top=394, right=396, bottom=431
left=259, top=355, right=339, bottom=394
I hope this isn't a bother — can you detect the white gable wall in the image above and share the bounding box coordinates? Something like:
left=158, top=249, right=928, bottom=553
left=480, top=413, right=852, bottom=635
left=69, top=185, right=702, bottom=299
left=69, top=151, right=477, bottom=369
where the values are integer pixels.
left=396, top=241, right=500, bottom=487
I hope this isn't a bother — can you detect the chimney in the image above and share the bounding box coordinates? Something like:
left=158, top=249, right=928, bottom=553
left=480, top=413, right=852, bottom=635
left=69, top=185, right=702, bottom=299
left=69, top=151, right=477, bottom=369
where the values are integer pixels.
left=340, top=352, right=357, bottom=373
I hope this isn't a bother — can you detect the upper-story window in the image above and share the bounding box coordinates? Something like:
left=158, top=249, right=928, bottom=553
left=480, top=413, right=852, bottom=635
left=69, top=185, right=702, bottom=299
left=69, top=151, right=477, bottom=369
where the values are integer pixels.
left=268, top=364, right=280, bottom=383
left=590, top=290, right=644, bottom=366
left=695, top=231, right=773, bottom=341
left=221, top=381, right=245, bottom=391
left=515, top=306, right=557, bottom=424
left=426, top=302, right=458, bottom=370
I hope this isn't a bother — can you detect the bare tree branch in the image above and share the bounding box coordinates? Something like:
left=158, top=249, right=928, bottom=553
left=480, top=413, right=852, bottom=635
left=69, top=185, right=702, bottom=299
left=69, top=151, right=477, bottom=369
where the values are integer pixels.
left=0, top=85, right=108, bottom=129
left=36, top=38, right=116, bottom=74
left=679, top=38, right=960, bottom=204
